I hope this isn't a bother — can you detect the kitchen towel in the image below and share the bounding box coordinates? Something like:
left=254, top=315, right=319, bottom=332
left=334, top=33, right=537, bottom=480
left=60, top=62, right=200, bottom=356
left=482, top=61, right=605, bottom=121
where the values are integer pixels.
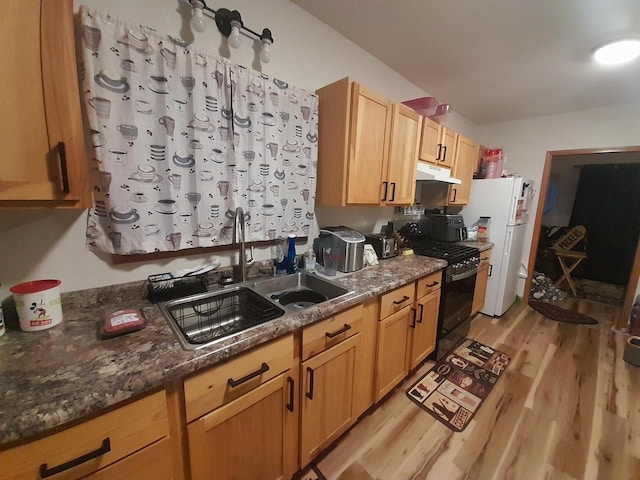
left=79, top=7, right=318, bottom=255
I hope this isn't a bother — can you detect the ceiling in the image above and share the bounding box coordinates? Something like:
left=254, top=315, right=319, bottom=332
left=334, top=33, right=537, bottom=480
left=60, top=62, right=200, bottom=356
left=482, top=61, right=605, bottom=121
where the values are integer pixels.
left=294, top=0, right=640, bottom=125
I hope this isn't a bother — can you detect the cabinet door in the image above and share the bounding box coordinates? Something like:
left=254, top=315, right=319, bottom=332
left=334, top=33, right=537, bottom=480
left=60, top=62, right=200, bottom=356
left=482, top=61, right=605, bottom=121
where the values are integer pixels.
left=375, top=306, right=411, bottom=401
left=347, top=83, right=392, bottom=205
left=409, top=290, right=440, bottom=369
left=448, top=134, right=479, bottom=205
left=385, top=104, right=421, bottom=205
left=0, top=0, right=89, bottom=207
left=300, top=333, right=360, bottom=467
left=418, top=117, right=441, bottom=164
left=472, top=251, right=492, bottom=316
left=188, top=370, right=298, bottom=480
left=438, top=128, right=457, bottom=169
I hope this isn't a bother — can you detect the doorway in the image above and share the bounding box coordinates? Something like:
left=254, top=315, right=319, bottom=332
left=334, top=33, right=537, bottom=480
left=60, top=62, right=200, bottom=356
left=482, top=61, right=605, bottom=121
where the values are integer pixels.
left=524, top=146, right=640, bottom=329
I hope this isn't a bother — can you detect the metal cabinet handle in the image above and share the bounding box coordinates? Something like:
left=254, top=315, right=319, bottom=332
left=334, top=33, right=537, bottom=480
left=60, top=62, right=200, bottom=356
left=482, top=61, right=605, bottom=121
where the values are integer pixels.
left=57, top=142, right=70, bottom=194
left=436, top=143, right=442, bottom=161
left=410, top=308, right=416, bottom=328
left=390, top=182, right=396, bottom=201
left=393, top=295, right=410, bottom=305
left=441, top=145, right=447, bottom=162
left=418, top=303, right=424, bottom=323
left=381, top=181, right=388, bottom=201
left=325, top=323, right=351, bottom=339
left=227, top=362, right=269, bottom=388
left=286, top=376, right=295, bottom=412
left=40, top=438, right=111, bottom=478
left=488, top=265, right=493, bottom=277
left=426, top=281, right=439, bottom=288
left=450, top=188, right=457, bottom=203
left=306, top=367, right=315, bottom=400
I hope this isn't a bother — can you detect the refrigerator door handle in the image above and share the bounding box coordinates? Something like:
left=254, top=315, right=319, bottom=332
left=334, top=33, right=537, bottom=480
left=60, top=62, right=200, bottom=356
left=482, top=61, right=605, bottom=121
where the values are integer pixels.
left=504, top=229, right=513, bottom=256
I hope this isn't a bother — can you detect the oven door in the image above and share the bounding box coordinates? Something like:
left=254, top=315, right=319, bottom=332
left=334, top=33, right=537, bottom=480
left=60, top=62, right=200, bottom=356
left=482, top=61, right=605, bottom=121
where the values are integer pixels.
left=436, top=269, right=477, bottom=359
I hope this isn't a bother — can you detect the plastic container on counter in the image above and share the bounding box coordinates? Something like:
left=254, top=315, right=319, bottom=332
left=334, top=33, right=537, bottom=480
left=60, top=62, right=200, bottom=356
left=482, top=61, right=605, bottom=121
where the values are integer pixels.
left=477, top=217, right=491, bottom=243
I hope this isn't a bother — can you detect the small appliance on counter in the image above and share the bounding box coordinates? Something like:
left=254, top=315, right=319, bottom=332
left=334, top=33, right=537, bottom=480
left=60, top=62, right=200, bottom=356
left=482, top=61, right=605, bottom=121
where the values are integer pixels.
left=314, top=226, right=365, bottom=273
left=365, top=233, right=398, bottom=259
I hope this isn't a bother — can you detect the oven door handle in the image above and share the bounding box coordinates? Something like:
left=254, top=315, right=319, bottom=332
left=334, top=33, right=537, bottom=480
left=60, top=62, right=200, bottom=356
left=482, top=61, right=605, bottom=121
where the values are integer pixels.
left=448, top=268, right=478, bottom=282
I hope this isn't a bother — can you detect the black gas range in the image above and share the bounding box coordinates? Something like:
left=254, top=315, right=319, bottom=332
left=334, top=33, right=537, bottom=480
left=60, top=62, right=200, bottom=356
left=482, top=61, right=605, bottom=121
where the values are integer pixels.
left=401, top=218, right=480, bottom=361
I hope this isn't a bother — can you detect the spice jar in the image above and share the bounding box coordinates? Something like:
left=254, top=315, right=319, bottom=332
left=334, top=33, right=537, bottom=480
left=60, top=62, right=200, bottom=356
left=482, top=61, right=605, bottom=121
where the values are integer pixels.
left=478, top=217, right=491, bottom=243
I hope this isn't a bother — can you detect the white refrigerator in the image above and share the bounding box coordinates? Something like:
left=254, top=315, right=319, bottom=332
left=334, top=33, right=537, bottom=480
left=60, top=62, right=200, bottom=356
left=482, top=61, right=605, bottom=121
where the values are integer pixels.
left=461, top=177, right=534, bottom=316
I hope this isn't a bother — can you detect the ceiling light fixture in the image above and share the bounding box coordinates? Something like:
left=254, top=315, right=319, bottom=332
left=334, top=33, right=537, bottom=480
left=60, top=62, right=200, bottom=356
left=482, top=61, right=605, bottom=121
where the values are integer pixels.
left=593, top=39, right=640, bottom=65
left=188, top=0, right=274, bottom=63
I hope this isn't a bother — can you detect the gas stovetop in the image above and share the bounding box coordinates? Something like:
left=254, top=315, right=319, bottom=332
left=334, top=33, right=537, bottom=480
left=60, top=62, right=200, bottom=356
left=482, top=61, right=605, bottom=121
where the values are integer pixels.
left=409, top=240, right=480, bottom=278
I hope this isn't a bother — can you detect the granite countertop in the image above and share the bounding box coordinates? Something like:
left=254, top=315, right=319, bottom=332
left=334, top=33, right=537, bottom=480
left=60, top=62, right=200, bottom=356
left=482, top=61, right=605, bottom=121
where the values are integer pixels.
left=0, top=255, right=446, bottom=447
left=461, top=241, right=494, bottom=252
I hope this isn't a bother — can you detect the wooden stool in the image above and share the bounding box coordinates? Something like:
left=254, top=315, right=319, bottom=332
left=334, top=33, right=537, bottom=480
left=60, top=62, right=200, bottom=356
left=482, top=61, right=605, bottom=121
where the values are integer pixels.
left=554, top=250, right=588, bottom=296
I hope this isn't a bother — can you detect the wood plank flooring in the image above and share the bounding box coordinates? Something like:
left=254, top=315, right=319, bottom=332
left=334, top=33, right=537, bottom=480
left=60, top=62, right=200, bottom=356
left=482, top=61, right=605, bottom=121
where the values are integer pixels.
left=313, top=297, right=640, bottom=480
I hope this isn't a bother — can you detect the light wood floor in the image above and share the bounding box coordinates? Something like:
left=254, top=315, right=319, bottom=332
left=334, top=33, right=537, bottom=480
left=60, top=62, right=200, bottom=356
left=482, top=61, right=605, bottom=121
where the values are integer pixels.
left=313, top=297, right=640, bottom=480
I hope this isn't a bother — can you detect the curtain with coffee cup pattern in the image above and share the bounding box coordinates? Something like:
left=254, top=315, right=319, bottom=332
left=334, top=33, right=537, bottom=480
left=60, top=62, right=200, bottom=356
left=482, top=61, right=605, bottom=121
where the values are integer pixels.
left=80, top=7, right=318, bottom=255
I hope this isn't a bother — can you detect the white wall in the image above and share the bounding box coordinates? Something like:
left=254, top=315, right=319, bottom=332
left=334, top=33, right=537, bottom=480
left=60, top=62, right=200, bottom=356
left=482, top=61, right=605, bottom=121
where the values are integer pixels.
left=477, top=104, right=640, bottom=294
left=1, top=0, right=477, bottom=297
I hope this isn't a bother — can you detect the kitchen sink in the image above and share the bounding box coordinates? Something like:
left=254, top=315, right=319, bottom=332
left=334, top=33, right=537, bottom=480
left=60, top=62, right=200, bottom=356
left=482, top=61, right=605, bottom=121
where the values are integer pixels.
left=159, top=273, right=352, bottom=350
left=158, top=287, right=285, bottom=350
left=250, top=272, right=352, bottom=312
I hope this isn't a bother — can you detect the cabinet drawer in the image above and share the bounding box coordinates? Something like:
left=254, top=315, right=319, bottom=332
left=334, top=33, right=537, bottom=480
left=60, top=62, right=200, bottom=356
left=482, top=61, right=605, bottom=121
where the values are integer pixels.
left=416, top=270, right=443, bottom=298
left=302, top=305, right=363, bottom=361
left=0, top=390, right=169, bottom=480
left=479, top=249, right=492, bottom=266
left=184, top=334, right=294, bottom=422
left=84, top=437, right=173, bottom=480
left=380, top=283, right=415, bottom=319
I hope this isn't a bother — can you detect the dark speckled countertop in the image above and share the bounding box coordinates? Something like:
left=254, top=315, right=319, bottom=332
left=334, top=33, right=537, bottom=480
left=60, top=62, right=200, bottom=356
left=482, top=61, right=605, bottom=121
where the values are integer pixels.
left=0, top=255, right=446, bottom=447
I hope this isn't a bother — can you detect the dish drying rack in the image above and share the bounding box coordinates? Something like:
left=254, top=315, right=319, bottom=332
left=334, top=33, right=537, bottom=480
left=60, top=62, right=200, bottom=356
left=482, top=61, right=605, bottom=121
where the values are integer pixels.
left=146, top=273, right=209, bottom=303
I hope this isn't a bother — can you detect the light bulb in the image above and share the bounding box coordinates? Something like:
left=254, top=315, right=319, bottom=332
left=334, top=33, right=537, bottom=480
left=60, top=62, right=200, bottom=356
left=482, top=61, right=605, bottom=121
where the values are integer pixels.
left=260, top=39, right=272, bottom=63
left=594, top=39, right=640, bottom=65
left=228, top=21, right=242, bottom=48
left=191, top=7, right=206, bottom=33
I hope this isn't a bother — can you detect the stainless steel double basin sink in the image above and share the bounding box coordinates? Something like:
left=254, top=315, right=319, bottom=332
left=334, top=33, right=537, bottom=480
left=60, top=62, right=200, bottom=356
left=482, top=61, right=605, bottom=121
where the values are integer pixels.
left=158, top=272, right=352, bottom=350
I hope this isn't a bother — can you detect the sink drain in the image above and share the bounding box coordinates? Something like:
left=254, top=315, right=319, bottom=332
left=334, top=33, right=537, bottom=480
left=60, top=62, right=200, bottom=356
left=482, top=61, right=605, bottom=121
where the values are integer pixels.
left=276, top=290, right=327, bottom=307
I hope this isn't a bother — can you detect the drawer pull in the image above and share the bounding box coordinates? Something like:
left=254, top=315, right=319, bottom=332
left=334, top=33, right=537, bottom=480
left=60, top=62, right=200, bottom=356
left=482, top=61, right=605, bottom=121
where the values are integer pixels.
left=39, top=437, right=111, bottom=478
left=418, top=303, right=424, bottom=323
left=57, top=142, right=70, bottom=194
left=306, top=367, right=315, bottom=400
left=425, top=281, right=439, bottom=288
left=410, top=308, right=416, bottom=328
left=286, top=376, right=295, bottom=412
left=393, top=295, right=410, bottom=305
left=227, top=362, right=270, bottom=388
left=325, top=323, right=351, bottom=339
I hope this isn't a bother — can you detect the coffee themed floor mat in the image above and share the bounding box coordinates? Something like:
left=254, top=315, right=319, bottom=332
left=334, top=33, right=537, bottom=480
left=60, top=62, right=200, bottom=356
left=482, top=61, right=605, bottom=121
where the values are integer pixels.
left=407, top=339, right=511, bottom=432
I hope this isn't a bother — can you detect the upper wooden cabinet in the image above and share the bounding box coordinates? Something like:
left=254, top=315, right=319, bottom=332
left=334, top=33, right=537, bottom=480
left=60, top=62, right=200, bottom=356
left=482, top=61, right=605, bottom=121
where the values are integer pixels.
left=316, top=78, right=421, bottom=206
left=0, top=0, right=90, bottom=208
left=419, top=116, right=457, bottom=169
left=448, top=134, right=479, bottom=206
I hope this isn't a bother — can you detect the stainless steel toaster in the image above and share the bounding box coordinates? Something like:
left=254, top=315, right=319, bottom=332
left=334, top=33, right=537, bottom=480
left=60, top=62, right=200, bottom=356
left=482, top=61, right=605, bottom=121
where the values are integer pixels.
left=313, top=227, right=365, bottom=272
left=364, top=233, right=398, bottom=259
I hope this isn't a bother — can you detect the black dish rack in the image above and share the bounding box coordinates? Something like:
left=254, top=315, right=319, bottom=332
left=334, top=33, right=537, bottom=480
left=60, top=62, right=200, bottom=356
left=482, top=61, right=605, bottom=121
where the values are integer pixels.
left=146, top=273, right=209, bottom=303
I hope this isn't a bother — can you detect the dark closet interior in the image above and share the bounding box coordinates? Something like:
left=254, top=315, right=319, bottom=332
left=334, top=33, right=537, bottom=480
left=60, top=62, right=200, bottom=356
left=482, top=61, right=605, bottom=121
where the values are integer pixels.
left=569, top=163, right=640, bottom=285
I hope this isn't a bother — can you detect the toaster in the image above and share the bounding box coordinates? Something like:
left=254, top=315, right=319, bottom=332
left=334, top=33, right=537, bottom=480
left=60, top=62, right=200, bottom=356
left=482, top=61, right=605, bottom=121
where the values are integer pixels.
left=313, top=226, right=365, bottom=272
left=365, top=233, right=398, bottom=259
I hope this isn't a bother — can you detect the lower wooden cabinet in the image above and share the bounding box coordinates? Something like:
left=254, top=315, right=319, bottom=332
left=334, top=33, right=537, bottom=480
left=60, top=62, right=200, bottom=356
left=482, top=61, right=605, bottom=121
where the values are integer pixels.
left=472, top=248, right=493, bottom=315
left=0, top=390, right=170, bottom=480
left=300, top=333, right=360, bottom=466
left=408, top=289, right=440, bottom=369
left=374, top=306, right=412, bottom=401
left=187, top=370, right=298, bottom=480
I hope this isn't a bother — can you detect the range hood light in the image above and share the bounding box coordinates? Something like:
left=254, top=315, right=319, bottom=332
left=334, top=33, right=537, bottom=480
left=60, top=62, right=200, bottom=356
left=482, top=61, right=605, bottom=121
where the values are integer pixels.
left=415, top=162, right=461, bottom=184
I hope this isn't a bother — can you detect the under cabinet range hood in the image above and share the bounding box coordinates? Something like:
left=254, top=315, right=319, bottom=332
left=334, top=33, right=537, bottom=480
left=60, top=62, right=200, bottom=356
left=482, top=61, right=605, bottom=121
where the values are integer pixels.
left=415, top=162, right=462, bottom=184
